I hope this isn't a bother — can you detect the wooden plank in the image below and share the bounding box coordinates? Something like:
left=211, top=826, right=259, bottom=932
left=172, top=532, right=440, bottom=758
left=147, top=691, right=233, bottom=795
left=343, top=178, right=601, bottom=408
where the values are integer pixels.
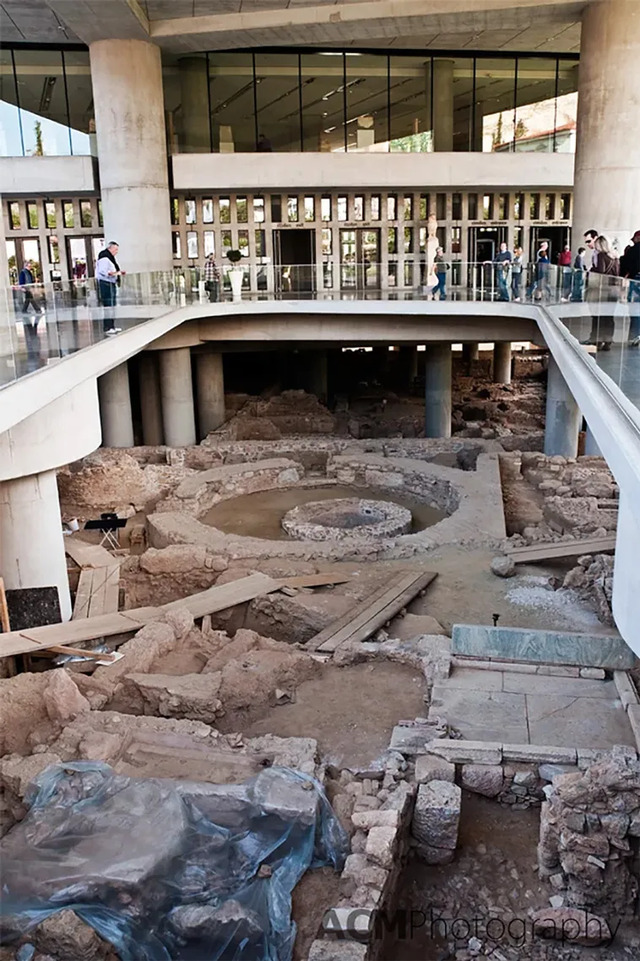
left=103, top=564, right=121, bottom=616
left=33, top=645, right=117, bottom=662
left=86, top=564, right=120, bottom=618
left=276, top=574, right=352, bottom=589
left=506, top=536, right=616, bottom=564
left=318, top=571, right=437, bottom=653
left=0, top=572, right=282, bottom=659
left=72, top=569, right=94, bottom=620
left=64, top=538, right=119, bottom=569
left=0, top=576, right=11, bottom=633
left=306, top=571, right=436, bottom=653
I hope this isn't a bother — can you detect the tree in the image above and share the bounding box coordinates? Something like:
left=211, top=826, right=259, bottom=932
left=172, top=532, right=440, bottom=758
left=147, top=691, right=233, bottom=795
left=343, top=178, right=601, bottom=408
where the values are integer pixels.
left=31, top=120, right=44, bottom=156
left=515, top=118, right=528, bottom=140
left=491, top=112, right=504, bottom=150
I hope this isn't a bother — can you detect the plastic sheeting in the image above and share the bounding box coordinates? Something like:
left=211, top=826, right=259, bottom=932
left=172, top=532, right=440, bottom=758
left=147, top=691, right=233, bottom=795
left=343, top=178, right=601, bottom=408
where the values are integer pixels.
left=0, top=761, right=349, bottom=961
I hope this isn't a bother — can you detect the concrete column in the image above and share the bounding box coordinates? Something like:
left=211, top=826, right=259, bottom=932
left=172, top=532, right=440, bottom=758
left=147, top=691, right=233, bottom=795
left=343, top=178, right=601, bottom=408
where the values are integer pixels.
left=424, top=343, right=452, bottom=438
left=493, top=342, right=512, bottom=385
left=432, top=59, right=454, bottom=152
left=544, top=356, right=580, bottom=457
left=89, top=39, right=172, bottom=272
left=159, top=348, right=196, bottom=447
left=98, top=363, right=134, bottom=448
left=398, top=346, right=418, bottom=386
left=462, top=342, right=479, bottom=373
left=179, top=56, right=210, bottom=153
left=0, top=470, right=72, bottom=621
left=196, top=351, right=225, bottom=438
left=139, top=353, right=163, bottom=446
left=307, top=350, right=328, bottom=404
left=573, top=0, right=640, bottom=245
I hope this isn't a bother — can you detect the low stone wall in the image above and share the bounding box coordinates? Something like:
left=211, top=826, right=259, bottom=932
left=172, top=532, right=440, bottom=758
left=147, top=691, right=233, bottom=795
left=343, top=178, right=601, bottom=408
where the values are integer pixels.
left=156, top=458, right=305, bottom=515
left=147, top=450, right=505, bottom=562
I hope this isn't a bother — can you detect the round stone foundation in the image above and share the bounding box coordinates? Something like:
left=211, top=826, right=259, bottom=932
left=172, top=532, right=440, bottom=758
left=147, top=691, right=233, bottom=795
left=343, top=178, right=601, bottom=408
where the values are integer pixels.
left=281, top=497, right=412, bottom=542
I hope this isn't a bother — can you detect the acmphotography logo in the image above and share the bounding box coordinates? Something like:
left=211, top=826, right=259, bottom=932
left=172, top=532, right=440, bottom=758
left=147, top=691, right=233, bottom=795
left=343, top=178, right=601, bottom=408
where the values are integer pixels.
left=323, top=908, right=621, bottom=947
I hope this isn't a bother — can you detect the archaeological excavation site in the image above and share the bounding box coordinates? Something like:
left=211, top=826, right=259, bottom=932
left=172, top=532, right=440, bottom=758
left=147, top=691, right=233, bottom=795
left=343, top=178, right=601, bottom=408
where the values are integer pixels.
left=1, top=345, right=640, bottom=961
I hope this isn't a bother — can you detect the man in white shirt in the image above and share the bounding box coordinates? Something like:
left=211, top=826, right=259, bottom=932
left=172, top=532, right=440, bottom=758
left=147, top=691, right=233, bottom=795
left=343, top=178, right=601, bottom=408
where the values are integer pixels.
left=96, top=241, right=125, bottom=334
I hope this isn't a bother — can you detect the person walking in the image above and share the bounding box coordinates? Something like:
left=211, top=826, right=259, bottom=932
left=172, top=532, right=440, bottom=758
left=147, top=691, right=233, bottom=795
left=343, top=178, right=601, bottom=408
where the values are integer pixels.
left=511, top=246, right=523, bottom=301
left=527, top=242, right=550, bottom=301
left=431, top=247, right=448, bottom=301
left=584, top=236, right=619, bottom=350
left=620, top=230, right=640, bottom=304
left=18, top=260, right=39, bottom=319
left=558, top=244, right=573, bottom=301
left=203, top=252, right=220, bottom=303
left=96, top=241, right=125, bottom=335
left=571, top=246, right=587, bottom=302
left=493, top=241, right=512, bottom=301
left=583, top=228, right=598, bottom=270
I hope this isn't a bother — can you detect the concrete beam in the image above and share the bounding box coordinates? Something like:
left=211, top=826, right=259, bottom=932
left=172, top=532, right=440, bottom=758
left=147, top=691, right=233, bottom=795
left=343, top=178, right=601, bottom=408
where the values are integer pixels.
left=0, top=157, right=96, bottom=195
left=172, top=151, right=574, bottom=193
left=150, top=0, right=587, bottom=49
left=46, top=0, right=150, bottom=43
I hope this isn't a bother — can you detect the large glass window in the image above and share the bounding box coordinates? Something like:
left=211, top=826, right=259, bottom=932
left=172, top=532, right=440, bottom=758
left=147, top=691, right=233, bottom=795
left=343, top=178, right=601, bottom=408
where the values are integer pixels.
left=13, top=50, right=71, bottom=156
left=346, top=53, right=389, bottom=153
left=389, top=55, right=430, bottom=153
left=513, top=58, right=561, bottom=153
left=477, top=58, right=516, bottom=152
left=62, top=50, right=92, bottom=155
left=255, top=52, right=300, bottom=152
left=1, top=50, right=23, bottom=155
left=301, top=52, right=345, bottom=152
left=208, top=53, right=254, bottom=152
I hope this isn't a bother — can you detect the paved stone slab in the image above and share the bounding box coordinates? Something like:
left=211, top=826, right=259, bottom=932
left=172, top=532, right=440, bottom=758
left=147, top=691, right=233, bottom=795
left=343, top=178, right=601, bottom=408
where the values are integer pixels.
left=526, top=695, right=635, bottom=750
left=429, top=687, right=529, bottom=743
left=502, top=744, right=577, bottom=764
left=440, top=667, right=503, bottom=692
left=503, top=673, right=615, bottom=699
left=452, top=624, right=635, bottom=670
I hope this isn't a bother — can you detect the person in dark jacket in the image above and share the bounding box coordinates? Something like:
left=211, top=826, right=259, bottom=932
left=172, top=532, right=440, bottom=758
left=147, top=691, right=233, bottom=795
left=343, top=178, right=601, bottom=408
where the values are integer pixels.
left=96, top=241, right=126, bottom=334
left=620, top=230, right=640, bottom=304
left=18, top=261, right=38, bottom=319
left=571, top=247, right=587, bottom=302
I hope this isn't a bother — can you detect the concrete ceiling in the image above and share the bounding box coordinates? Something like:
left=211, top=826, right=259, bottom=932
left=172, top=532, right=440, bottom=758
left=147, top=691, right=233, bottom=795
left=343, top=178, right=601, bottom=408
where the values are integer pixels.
left=4, top=0, right=587, bottom=52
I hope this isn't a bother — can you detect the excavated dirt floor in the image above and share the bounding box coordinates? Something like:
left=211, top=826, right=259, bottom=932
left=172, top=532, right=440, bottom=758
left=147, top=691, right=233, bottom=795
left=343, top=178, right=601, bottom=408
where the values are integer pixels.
left=384, top=794, right=639, bottom=961
left=238, top=660, right=425, bottom=769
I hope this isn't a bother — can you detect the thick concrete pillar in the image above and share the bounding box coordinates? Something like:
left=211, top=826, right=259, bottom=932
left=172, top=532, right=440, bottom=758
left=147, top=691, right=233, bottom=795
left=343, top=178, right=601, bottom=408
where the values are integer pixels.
left=544, top=356, right=580, bottom=457
left=159, top=348, right=196, bottom=447
left=179, top=56, right=210, bottom=153
left=462, top=342, right=479, bottom=374
left=493, top=342, right=512, bottom=385
left=432, top=59, right=454, bottom=152
left=573, top=0, right=640, bottom=245
left=0, top=470, right=71, bottom=621
left=139, top=353, right=163, bottom=446
left=98, top=363, right=134, bottom=448
left=89, top=39, right=172, bottom=272
left=424, top=343, right=452, bottom=438
left=307, top=350, right=328, bottom=404
left=196, top=352, right=225, bottom=438
left=398, top=346, right=418, bottom=386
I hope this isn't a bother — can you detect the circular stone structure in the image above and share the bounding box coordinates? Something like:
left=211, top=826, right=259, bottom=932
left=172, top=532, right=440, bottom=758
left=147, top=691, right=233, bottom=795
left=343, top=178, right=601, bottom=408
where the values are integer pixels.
left=281, top=497, right=412, bottom=542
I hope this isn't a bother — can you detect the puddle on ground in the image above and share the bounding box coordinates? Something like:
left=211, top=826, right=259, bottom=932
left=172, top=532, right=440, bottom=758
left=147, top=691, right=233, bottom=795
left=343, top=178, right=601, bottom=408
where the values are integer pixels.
left=201, top=485, right=446, bottom=539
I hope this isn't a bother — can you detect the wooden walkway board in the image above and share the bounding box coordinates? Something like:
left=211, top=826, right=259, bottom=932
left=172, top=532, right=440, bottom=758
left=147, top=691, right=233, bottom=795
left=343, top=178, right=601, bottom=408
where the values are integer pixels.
left=72, top=565, right=121, bottom=621
left=65, top=538, right=120, bottom=570
left=0, top=572, right=282, bottom=659
left=506, top=536, right=616, bottom=564
left=307, top=570, right=437, bottom=653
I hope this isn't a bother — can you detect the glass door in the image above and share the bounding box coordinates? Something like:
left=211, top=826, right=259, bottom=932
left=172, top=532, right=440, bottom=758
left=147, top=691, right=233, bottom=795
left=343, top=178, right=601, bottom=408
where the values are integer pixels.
left=340, top=228, right=380, bottom=289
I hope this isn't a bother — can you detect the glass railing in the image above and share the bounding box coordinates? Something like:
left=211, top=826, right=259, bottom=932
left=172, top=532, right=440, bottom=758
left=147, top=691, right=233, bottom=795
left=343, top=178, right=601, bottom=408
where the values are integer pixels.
left=1, top=263, right=638, bottom=393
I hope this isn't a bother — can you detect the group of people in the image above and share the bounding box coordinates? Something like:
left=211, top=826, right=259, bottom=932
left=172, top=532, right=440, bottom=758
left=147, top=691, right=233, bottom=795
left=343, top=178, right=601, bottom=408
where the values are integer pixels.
left=427, top=230, right=640, bottom=305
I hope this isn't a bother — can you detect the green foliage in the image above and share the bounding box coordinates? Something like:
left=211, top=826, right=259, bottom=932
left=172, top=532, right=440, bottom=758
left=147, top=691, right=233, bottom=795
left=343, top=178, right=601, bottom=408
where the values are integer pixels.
left=226, top=249, right=243, bottom=264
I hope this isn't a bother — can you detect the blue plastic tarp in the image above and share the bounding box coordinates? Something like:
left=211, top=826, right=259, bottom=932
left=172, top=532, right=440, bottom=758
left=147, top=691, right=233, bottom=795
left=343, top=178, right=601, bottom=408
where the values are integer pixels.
left=0, top=761, right=348, bottom=961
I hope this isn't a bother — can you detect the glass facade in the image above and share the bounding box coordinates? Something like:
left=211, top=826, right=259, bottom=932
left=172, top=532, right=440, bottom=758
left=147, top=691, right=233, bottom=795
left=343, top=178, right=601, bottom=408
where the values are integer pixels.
left=0, top=47, right=92, bottom=157
left=162, top=49, right=578, bottom=154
